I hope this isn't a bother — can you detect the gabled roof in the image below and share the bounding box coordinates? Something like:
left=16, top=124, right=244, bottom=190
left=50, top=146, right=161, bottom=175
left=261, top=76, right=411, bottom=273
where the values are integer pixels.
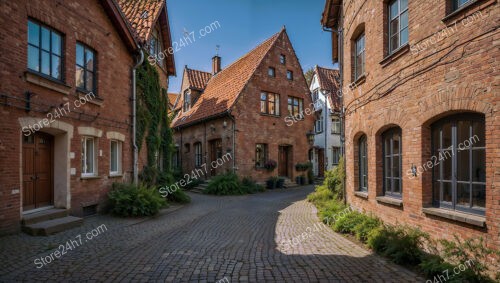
left=117, top=0, right=176, bottom=75
left=172, top=29, right=284, bottom=128
left=99, top=0, right=140, bottom=53
left=167, top=92, right=178, bottom=108
left=314, top=66, right=341, bottom=112
left=186, top=68, right=212, bottom=90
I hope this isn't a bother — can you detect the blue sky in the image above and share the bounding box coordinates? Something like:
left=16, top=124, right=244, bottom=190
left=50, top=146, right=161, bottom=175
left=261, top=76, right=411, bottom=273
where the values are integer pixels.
left=166, top=0, right=335, bottom=93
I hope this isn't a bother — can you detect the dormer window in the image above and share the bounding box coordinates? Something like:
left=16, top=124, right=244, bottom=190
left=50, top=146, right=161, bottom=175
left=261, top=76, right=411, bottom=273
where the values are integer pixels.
left=183, top=90, right=191, bottom=112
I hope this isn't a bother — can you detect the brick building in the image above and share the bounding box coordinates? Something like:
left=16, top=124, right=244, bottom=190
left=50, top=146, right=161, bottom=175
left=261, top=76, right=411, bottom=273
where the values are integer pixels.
left=0, top=0, right=174, bottom=235
left=322, top=0, right=499, bottom=249
left=172, top=28, right=315, bottom=182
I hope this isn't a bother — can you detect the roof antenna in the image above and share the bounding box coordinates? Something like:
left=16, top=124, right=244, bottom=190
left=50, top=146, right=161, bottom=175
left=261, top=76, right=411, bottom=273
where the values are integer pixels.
left=215, top=45, right=220, bottom=56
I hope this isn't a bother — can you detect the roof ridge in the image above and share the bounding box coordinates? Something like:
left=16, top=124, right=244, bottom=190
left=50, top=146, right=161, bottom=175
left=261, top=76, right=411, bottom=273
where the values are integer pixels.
left=316, top=65, right=339, bottom=72
left=186, top=67, right=212, bottom=75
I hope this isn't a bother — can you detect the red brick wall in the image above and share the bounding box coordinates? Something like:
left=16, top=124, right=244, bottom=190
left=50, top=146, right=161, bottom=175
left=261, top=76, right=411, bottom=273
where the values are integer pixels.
left=339, top=0, right=499, bottom=249
left=0, top=0, right=135, bottom=234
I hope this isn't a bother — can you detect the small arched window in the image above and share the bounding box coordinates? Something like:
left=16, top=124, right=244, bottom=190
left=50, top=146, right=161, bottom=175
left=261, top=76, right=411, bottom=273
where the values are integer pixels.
left=359, top=135, right=368, bottom=192
left=382, top=127, right=402, bottom=197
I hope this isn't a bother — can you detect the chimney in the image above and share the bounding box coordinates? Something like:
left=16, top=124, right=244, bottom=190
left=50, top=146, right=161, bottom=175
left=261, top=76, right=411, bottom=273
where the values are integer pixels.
left=212, top=56, right=221, bottom=74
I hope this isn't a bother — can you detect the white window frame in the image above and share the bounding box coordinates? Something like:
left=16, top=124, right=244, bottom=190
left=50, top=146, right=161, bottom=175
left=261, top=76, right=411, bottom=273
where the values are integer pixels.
left=332, top=146, right=340, bottom=165
left=331, top=116, right=341, bottom=134
left=110, top=140, right=122, bottom=176
left=315, top=115, right=324, bottom=133
left=82, top=136, right=97, bottom=177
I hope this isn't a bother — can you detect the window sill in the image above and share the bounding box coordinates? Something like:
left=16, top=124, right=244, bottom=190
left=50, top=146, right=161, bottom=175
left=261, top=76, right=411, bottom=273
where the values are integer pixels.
left=76, top=91, right=103, bottom=106
left=380, top=44, right=410, bottom=68
left=376, top=196, right=403, bottom=207
left=24, top=71, right=71, bottom=95
left=422, top=207, right=486, bottom=227
left=108, top=174, right=123, bottom=178
left=442, top=0, right=490, bottom=24
left=80, top=175, right=101, bottom=180
left=350, top=74, right=366, bottom=89
left=354, top=191, right=368, bottom=199
left=260, top=113, right=281, bottom=118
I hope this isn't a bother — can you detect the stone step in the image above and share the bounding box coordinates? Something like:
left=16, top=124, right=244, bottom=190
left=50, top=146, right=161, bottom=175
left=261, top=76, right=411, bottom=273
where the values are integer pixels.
left=22, top=208, right=68, bottom=225
left=22, top=216, right=83, bottom=236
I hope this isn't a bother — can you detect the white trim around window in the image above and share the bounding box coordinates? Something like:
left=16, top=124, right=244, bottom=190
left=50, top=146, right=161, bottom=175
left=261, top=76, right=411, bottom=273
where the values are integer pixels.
left=82, top=136, right=97, bottom=177
left=110, top=140, right=122, bottom=176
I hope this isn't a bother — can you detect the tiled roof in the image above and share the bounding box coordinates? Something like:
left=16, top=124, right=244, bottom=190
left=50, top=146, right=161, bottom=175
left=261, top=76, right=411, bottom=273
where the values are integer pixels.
left=315, top=66, right=341, bottom=112
left=186, top=68, right=212, bottom=90
left=167, top=92, right=178, bottom=107
left=172, top=30, right=283, bottom=128
left=116, top=0, right=164, bottom=43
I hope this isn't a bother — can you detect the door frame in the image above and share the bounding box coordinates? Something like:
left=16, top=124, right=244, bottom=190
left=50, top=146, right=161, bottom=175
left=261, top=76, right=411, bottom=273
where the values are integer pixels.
left=278, top=145, right=293, bottom=178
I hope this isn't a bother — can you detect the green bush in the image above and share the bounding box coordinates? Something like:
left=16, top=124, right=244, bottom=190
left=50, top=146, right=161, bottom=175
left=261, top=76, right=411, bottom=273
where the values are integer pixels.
left=333, top=210, right=366, bottom=234
left=367, top=225, right=427, bottom=265
left=318, top=200, right=347, bottom=226
left=108, top=183, right=166, bottom=217
left=353, top=215, right=381, bottom=242
left=241, top=177, right=265, bottom=194
left=166, top=188, right=191, bottom=204
left=205, top=173, right=243, bottom=195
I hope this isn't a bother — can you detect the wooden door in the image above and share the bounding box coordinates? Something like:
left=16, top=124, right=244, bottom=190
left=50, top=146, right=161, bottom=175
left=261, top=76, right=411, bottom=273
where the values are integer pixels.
left=209, top=139, right=222, bottom=177
left=318, top=149, right=325, bottom=177
left=22, top=133, right=53, bottom=210
left=278, top=146, right=290, bottom=177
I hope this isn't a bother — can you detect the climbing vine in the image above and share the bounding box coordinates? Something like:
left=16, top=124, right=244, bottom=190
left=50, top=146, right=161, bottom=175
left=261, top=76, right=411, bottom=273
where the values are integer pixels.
left=136, top=62, right=174, bottom=186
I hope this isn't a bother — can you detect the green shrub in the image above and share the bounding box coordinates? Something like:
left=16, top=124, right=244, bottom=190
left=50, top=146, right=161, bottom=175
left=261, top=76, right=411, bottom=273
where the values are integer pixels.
left=318, top=201, right=348, bottom=226
left=241, top=177, right=265, bottom=194
left=108, top=183, right=166, bottom=217
left=205, top=173, right=243, bottom=195
left=184, top=177, right=202, bottom=190
left=419, top=254, right=456, bottom=281
left=353, top=215, right=381, bottom=242
left=166, top=188, right=191, bottom=204
left=333, top=210, right=365, bottom=234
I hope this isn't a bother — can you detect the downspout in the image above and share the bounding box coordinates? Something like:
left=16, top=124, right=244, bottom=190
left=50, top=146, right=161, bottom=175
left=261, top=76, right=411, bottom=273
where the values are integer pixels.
left=132, top=49, right=144, bottom=185
left=228, top=111, right=236, bottom=173
left=323, top=6, right=345, bottom=204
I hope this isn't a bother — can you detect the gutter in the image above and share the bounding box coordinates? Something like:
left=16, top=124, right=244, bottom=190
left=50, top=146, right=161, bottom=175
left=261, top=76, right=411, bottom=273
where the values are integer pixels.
left=132, top=49, right=144, bottom=185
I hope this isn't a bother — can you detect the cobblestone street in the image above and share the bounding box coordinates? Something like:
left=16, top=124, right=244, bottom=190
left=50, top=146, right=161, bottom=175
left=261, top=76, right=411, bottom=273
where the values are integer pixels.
left=0, top=187, right=423, bottom=282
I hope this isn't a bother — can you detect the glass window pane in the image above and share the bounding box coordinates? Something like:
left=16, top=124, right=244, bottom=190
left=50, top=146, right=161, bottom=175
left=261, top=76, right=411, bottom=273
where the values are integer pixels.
left=275, top=96, right=279, bottom=115
left=41, top=27, right=50, bottom=51
left=41, top=51, right=50, bottom=75
left=390, top=1, right=399, bottom=19
left=356, top=54, right=363, bottom=77
left=442, top=182, right=452, bottom=203
left=393, top=133, right=400, bottom=154
left=401, top=11, right=408, bottom=28
left=385, top=178, right=391, bottom=192
left=392, top=155, right=400, bottom=178
left=472, top=149, right=485, bottom=182
left=269, top=101, right=275, bottom=115
left=269, top=94, right=275, bottom=102
left=433, top=181, right=440, bottom=202
left=442, top=150, right=452, bottom=180
left=393, top=178, right=400, bottom=194
left=28, top=45, right=39, bottom=71
left=28, top=21, right=39, bottom=46
left=472, top=184, right=485, bottom=208
left=401, top=0, right=408, bottom=10
left=401, top=27, right=408, bottom=45
left=457, top=120, right=471, bottom=146
left=76, top=44, right=84, bottom=66
left=51, top=33, right=61, bottom=55
left=385, top=156, right=391, bottom=178
left=86, top=71, right=93, bottom=91
left=299, top=100, right=303, bottom=113
left=384, top=137, right=390, bottom=156
left=51, top=56, right=61, bottom=80
left=457, top=183, right=470, bottom=207
left=76, top=65, right=84, bottom=89
left=472, top=121, right=485, bottom=147
left=432, top=128, right=440, bottom=152
left=85, top=49, right=94, bottom=71
left=456, top=148, right=470, bottom=181
left=111, top=142, right=117, bottom=172
left=442, top=122, right=452, bottom=149
left=390, top=19, right=399, bottom=37
left=390, top=35, right=399, bottom=52
left=86, top=139, right=94, bottom=173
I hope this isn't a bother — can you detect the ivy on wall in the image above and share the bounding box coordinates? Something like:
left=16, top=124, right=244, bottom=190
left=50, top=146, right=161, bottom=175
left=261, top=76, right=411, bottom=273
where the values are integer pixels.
left=136, top=62, right=174, bottom=186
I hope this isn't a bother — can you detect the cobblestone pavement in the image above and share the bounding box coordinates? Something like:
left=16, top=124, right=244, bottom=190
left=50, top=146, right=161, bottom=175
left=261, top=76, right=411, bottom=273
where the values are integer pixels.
left=0, top=186, right=424, bottom=282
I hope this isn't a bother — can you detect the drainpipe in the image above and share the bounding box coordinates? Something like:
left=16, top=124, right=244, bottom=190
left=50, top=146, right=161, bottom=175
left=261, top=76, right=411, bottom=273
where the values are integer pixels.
left=228, top=111, right=236, bottom=173
left=132, top=49, right=144, bottom=185
left=323, top=9, right=345, bottom=204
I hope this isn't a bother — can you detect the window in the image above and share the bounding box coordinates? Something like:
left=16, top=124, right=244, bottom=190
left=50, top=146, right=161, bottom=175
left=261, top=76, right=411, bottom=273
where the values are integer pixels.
left=331, top=116, right=341, bottom=134
left=255, top=144, right=268, bottom=168
left=359, top=135, right=368, bottom=192
left=453, top=0, right=471, bottom=11
left=27, top=20, right=63, bottom=80
left=312, top=89, right=319, bottom=102
left=287, top=70, right=293, bottom=80
left=183, top=91, right=191, bottom=112
left=76, top=43, right=96, bottom=93
left=383, top=128, right=402, bottom=197
left=354, top=34, right=365, bottom=80
left=110, top=140, right=122, bottom=175
left=432, top=114, right=485, bottom=215
left=260, top=92, right=280, bottom=115
left=149, top=27, right=165, bottom=67
left=194, top=142, right=202, bottom=167
left=287, top=96, right=304, bottom=118
left=280, top=54, right=286, bottom=64
left=388, top=0, right=409, bottom=53
left=172, top=148, right=180, bottom=169
left=332, top=147, right=340, bottom=165
left=268, top=67, right=275, bottom=77
left=82, top=137, right=97, bottom=176
left=315, top=115, right=324, bottom=133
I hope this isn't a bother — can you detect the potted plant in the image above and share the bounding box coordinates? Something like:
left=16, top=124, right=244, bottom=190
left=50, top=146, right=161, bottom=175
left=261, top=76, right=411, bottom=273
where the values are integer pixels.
left=266, top=176, right=278, bottom=189
left=264, top=160, right=277, bottom=172
left=277, top=177, right=285, bottom=188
